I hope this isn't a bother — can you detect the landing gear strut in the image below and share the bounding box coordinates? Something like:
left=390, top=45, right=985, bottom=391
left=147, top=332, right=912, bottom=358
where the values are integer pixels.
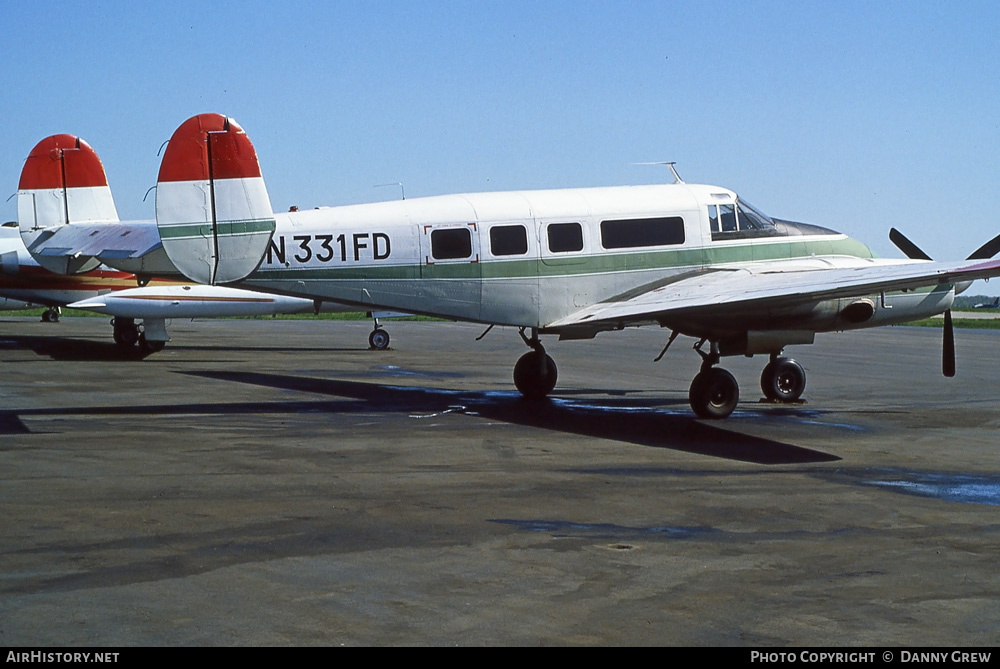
left=760, top=355, right=806, bottom=402
left=514, top=328, right=557, bottom=399
left=688, top=340, right=739, bottom=419
left=366, top=313, right=391, bottom=350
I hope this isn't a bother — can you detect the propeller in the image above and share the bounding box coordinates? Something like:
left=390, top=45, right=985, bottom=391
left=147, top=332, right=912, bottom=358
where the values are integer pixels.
left=888, top=228, right=954, bottom=376
left=888, top=228, right=932, bottom=261
left=966, top=232, right=1000, bottom=261
left=889, top=228, right=1000, bottom=377
left=942, top=310, right=955, bottom=377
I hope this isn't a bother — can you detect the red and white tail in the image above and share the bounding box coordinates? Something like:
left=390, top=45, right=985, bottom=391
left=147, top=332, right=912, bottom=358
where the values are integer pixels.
left=17, top=134, right=119, bottom=274
left=155, top=113, right=275, bottom=285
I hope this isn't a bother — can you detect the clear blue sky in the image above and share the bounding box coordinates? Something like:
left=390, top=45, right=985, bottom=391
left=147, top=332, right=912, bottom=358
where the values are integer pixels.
left=3, top=1, right=999, bottom=289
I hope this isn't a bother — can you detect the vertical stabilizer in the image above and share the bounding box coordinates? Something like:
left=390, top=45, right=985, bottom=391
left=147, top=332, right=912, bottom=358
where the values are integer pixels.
left=155, top=113, right=275, bottom=285
left=17, top=135, right=119, bottom=274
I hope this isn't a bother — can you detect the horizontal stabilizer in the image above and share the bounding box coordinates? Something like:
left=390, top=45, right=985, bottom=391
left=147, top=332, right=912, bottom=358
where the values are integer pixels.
left=23, top=220, right=161, bottom=261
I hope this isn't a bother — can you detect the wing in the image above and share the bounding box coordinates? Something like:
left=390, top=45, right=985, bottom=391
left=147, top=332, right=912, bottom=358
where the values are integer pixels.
left=546, top=256, right=1000, bottom=331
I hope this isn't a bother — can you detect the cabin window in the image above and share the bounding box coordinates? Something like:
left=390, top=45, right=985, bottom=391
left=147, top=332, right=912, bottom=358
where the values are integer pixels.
left=430, top=228, right=473, bottom=260
left=547, top=223, right=584, bottom=253
left=600, top=217, right=685, bottom=249
left=489, top=225, right=528, bottom=256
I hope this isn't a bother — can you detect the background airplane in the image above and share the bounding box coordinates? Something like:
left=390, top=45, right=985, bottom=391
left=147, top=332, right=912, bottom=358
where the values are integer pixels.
left=0, top=222, right=167, bottom=325
left=3, top=219, right=397, bottom=351
left=17, top=114, right=1000, bottom=418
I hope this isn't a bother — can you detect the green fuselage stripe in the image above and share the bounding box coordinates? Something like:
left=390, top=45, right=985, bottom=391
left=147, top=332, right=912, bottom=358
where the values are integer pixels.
left=159, top=218, right=276, bottom=240
left=251, top=236, right=872, bottom=282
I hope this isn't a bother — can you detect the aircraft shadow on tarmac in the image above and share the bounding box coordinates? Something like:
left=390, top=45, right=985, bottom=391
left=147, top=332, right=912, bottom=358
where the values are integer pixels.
left=0, top=333, right=158, bottom=361
left=177, top=370, right=840, bottom=465
left=0, top=333, right=362, bottom=361
left=0, top=333, right=841, bottom=463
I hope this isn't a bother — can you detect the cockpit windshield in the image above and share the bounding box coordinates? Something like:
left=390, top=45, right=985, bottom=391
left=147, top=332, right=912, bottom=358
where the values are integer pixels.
left=735, top=200, right=775, bottom=231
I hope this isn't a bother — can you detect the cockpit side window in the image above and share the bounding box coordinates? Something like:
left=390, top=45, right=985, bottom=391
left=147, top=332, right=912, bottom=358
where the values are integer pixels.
left=709, top=199, right=781, bottom=240
left=720, top=204, right=737, bottom=232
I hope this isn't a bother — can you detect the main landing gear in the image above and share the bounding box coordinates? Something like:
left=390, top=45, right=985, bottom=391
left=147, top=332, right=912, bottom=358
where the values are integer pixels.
left=760, top=355, right=806, bottom=403
left=687, top=341, right=807, bottom=419
left=513, top=328, right=557, bottom=400
left=41, top=307, right=60, bottom=323
left=689, top=341, right=740, bottom=419
left=504, top=328, right=808, bottom=418
left=112, top=317, right=166, bottom=352
left=112, top=317, right=139, bottom=347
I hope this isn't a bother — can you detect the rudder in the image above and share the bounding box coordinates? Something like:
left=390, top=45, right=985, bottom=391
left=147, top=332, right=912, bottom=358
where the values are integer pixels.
left=17, top=134, right=119, bottom=274
left=155, top=113, right=275, bottom=285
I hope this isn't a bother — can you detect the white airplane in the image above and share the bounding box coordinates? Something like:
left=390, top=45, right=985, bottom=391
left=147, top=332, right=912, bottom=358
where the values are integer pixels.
left=17, top=113, right=1000, bottom=418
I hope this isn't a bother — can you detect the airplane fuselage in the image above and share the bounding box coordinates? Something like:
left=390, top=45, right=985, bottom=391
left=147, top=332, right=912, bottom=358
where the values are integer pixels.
left=241, top=183, right=953, bottom=344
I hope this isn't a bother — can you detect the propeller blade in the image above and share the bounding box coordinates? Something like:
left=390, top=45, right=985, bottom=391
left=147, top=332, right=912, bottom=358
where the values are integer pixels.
left=889, top=228, right=933, bottom=261
left=967, top=233, right=1000, bottom=260
left=943, top=309, right=956, bottom=377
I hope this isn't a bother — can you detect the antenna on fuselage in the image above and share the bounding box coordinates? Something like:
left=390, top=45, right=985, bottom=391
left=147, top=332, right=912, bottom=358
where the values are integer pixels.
left=375, top=182, right=406, bottom=200
left=631, top=161, right=684, bottom=184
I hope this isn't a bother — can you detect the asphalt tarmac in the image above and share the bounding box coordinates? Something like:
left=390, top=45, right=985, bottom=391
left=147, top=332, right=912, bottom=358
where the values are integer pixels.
left=2, top=316, right=999, bottom=646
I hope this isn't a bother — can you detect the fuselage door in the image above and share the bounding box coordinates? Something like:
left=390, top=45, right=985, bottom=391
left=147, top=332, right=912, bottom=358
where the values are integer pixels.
left=418, top=222, right=483, bottom=320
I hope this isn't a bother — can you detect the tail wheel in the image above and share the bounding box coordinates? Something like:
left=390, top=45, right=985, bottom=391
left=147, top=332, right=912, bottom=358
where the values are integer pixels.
left=760, top=357, right=806, bottom=402
left=368, top=328, right=390, bottom=350
left=689, top=368, right=739, bottom=419
left=513, top=351, right=558, bottom=400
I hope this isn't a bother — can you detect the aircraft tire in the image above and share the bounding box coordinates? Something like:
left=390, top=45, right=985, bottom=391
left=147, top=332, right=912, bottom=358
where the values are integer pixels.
left=369, top=328, right=390, bottom=350
left=760, top=357, right=805, bottom=402
left=513, top=351, right=558, bottom=400
left=138, top=333, right=166, bottom=353
left=112, top=318, right=139, bottom=348
left=689, top=367, right=739, bottom=419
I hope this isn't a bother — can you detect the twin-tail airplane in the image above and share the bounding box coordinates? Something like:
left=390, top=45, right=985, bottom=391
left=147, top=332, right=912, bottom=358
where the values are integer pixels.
left=17, top=113, right=1000, bottom=418
left=10, top=135, right=399, bottom=351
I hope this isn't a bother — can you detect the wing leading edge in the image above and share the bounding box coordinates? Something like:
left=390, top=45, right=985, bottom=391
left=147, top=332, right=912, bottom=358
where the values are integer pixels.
left=546, top=257, right=1000, bottom=331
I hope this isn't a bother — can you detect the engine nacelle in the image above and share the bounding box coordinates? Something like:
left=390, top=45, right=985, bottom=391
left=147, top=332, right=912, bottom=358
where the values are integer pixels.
left=719, top=330, right=815, bottom=357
